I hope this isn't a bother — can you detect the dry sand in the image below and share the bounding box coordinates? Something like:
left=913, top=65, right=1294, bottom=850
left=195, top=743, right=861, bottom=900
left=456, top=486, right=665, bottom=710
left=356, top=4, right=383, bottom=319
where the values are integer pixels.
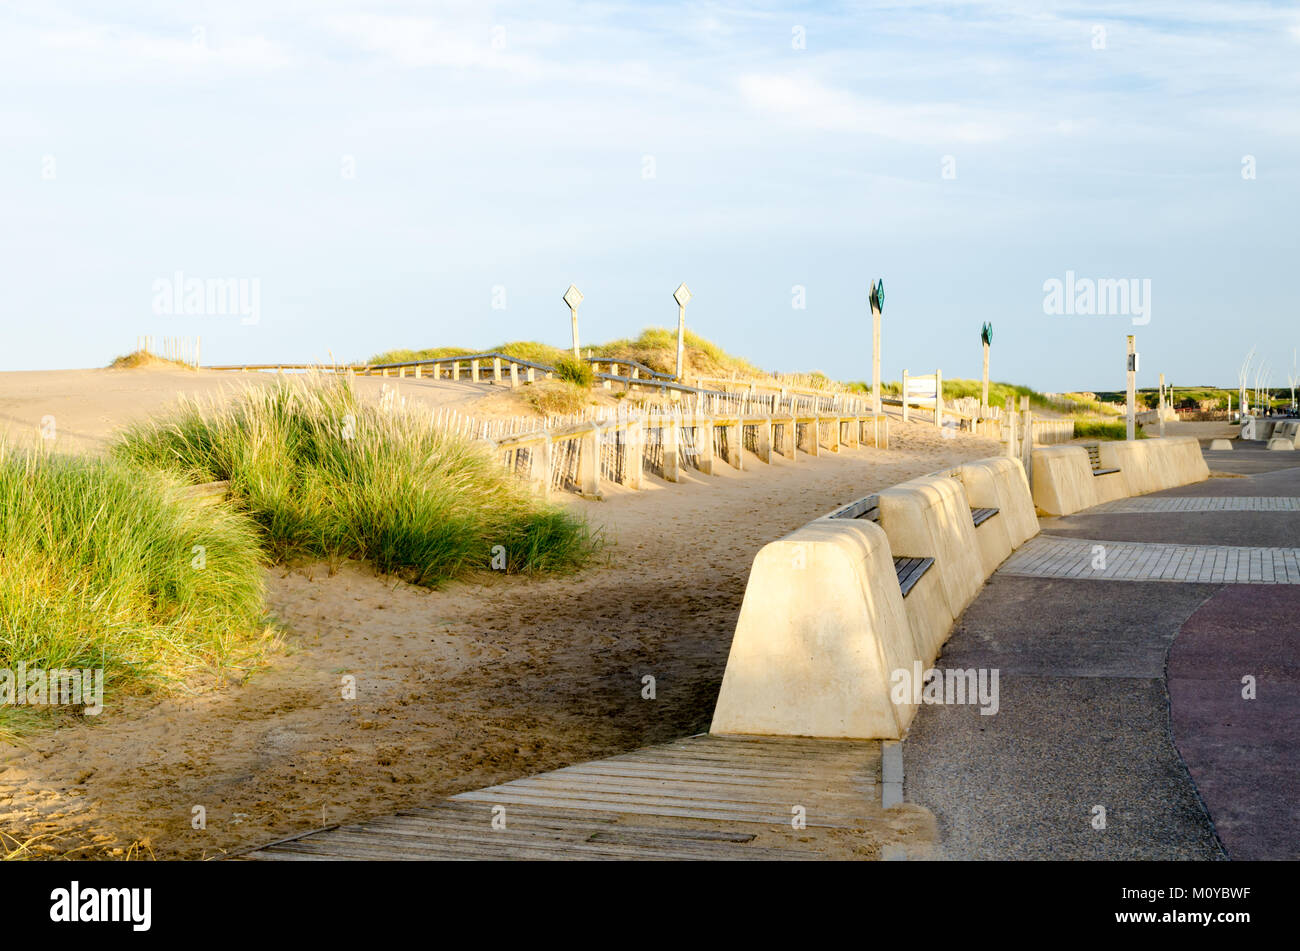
left=0, top=368, right=1001, bottom=859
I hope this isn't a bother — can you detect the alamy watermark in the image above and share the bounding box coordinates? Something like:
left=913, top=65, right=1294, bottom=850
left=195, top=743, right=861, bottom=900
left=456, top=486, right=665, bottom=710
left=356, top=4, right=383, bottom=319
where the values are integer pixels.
left=891, top=662, right=999, bottom=715
left=0, top=663, right=104, bottom=715
left=152, top=271, right=260, bottom=325
left=1043, top=270, right=1150, bottom=325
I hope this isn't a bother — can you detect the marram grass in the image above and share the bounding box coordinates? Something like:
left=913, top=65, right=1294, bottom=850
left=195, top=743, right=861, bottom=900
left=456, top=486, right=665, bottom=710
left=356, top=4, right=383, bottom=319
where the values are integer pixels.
left=113, top=376, right=597, bottom=586
left=0, top=446, right=269, bottom=727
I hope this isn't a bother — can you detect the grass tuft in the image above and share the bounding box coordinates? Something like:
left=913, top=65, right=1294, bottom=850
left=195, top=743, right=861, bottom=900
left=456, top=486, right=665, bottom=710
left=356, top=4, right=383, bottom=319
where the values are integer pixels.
left=0, top=446, right=269, bottom=729
left=554, top=356, right=594, bottom=387
left=113, top=376, right=597, bottom=586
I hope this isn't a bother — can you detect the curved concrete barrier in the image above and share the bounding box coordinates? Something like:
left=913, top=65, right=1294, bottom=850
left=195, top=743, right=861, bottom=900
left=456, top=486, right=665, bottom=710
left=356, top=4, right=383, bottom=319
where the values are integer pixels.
left=709, top=518, right=918, bottom=739
left=1209, top=438, right=1233, bottom=451
left=1161, top=436, right=1211, bottom=486
left=878, top=475, right=984, bottom=616
left=711, top=455, right=1041, bottom=740
left=1030, top=445, right=1095, bottom=516
left=1034, top=437, right=1211, bottom=515
left=957, top=457, right=1038, bottom=548
left=1267, top=436, right=1295, bottom=451
left=875, top=475, right=984, bottom=665
left=1099, top=440, right=1159, bottom=496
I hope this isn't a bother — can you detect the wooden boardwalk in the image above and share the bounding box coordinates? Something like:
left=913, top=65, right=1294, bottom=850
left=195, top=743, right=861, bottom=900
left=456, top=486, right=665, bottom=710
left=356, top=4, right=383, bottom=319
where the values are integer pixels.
left=245, top=734, right=891, bottom=860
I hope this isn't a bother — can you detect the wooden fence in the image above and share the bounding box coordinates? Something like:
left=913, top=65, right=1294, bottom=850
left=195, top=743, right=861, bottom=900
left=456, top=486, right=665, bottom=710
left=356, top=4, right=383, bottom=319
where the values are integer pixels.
left=489, top=405, right=890, bottom=500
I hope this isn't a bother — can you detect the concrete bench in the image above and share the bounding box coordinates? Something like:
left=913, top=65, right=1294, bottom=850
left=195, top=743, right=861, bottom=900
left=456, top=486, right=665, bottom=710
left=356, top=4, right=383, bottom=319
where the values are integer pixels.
left=826, top=495, right=936, bottom=596
left=709, top=518, right=921, bottom=739
left=1084, top=443, right=1121, bottom=476
left=1033, top=437, right=1210, bottom=514
left=710, top=454, right=1040, bottom=740
left=1031, top=445, right=1097, bottom=515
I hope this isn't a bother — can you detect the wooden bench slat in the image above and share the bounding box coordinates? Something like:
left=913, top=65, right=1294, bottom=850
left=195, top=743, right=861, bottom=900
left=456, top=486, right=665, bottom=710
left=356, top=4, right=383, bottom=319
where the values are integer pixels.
left=1084, top=442, right=1122, bottom=476
left=970, top=506, right=999, bottom=527
left=893, top=556, right=934, bottom=597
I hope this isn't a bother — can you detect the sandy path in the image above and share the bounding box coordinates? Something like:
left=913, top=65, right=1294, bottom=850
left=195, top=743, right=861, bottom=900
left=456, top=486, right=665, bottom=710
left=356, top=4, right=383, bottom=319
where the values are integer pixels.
left=0, top=368, right=1001, bottom=858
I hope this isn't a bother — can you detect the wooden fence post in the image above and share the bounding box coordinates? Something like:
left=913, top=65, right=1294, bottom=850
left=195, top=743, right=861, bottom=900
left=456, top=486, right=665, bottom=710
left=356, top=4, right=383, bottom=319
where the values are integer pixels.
left=534, top=437, right=552, bottom=499
left=662, top=418, right=680, bottom=482
left=697, top=418, right=715, bottom=475
left=727, top=419, right=743, bottom=470
left=625, top=419, right=644, bottom=489
left=1020, top=396, right=1033, bottom=482
left=579, top=424, right=602, bottom=498
left=755, top=418, right=772, bottom=463
left=935, top=369, right=943, bottom=429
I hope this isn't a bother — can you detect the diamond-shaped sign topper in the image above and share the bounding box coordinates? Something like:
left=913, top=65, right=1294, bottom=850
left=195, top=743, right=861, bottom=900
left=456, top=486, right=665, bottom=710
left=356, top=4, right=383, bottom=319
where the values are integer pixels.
left=563, top=284, right=583, bottom=310
left=869, top=278, right=884, bottom=313
left=673, top=283, right=692, bottom=308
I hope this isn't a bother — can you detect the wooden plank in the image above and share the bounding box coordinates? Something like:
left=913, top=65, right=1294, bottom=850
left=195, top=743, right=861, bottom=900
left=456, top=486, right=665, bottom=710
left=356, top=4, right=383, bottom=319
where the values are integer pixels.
left=451, top=789, right=880, bottom=827
left=329, top=821, right=809, bottom=859
left=375, top=812, right=763, bottom=844
left=288, top=819, right=821, bottom=861
left=547, top=762, right=879, bottom=788
left=320, top=826, right=784, bottom=861
left=489, top=775, right=877, bottom=806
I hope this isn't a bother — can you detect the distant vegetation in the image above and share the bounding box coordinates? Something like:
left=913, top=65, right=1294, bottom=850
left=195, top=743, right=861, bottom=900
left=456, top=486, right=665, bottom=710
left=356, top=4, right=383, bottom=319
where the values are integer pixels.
left=108, top=350, right=195, bottom=370
left=113, top=377, right=597, bottom=587
left=368, top=328, right=761, bottom=380
left=849, top=378, right=1121, bottom=418
left=0, top=447, right=269, bottom=730
left=1073, top=420, right=1141, bottom=440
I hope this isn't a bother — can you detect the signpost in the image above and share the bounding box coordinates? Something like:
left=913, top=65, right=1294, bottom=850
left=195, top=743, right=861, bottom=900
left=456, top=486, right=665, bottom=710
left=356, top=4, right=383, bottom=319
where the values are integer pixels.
left=563, top=284, right=583, bottom=359
left=673, top=283, right=692, bottom=381
left=1159, top=372, right=1166, bottom=437
left=1126, top=335, right=1138, bottom=441
left=980, top=322, right=993, bottom=418
left=869, top=279, right=884, bottom=417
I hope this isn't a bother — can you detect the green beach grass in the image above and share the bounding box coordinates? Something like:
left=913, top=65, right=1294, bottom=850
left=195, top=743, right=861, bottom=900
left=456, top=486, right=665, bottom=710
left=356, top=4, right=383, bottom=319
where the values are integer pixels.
left=113, top=376, right=597, bottom=586
left=0, top=446, right=270, bottom=731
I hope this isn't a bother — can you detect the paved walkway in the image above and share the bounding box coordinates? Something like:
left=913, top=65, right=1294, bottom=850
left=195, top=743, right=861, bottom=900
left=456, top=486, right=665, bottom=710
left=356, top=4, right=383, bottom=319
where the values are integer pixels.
left=905, top=456, right=1300, bottom=859
left=1091, top=495, right=1300, bottom=512
left=1001, top=533, right=1300, bottom=583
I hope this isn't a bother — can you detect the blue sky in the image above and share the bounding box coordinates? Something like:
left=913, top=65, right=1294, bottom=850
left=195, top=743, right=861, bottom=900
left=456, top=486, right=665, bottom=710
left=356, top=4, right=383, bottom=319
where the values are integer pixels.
left=3, top=1, right=1297, bottom=391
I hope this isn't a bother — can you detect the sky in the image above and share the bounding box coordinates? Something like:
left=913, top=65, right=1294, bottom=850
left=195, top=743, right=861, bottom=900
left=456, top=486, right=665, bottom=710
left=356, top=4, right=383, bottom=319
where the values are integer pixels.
left=2, top=1, right=1297, bottom=392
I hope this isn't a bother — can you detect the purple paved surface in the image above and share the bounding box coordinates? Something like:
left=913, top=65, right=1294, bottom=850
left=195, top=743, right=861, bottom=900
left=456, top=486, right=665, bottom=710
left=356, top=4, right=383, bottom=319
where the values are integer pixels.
left=1168, top=585, right=1300, bottom=860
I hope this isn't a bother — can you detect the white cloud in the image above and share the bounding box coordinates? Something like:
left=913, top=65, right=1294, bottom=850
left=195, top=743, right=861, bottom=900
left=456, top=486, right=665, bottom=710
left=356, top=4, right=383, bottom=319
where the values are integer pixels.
left=323, top=14, right=522, bottom=71
left=735, top=72, right=1012, bottom=144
